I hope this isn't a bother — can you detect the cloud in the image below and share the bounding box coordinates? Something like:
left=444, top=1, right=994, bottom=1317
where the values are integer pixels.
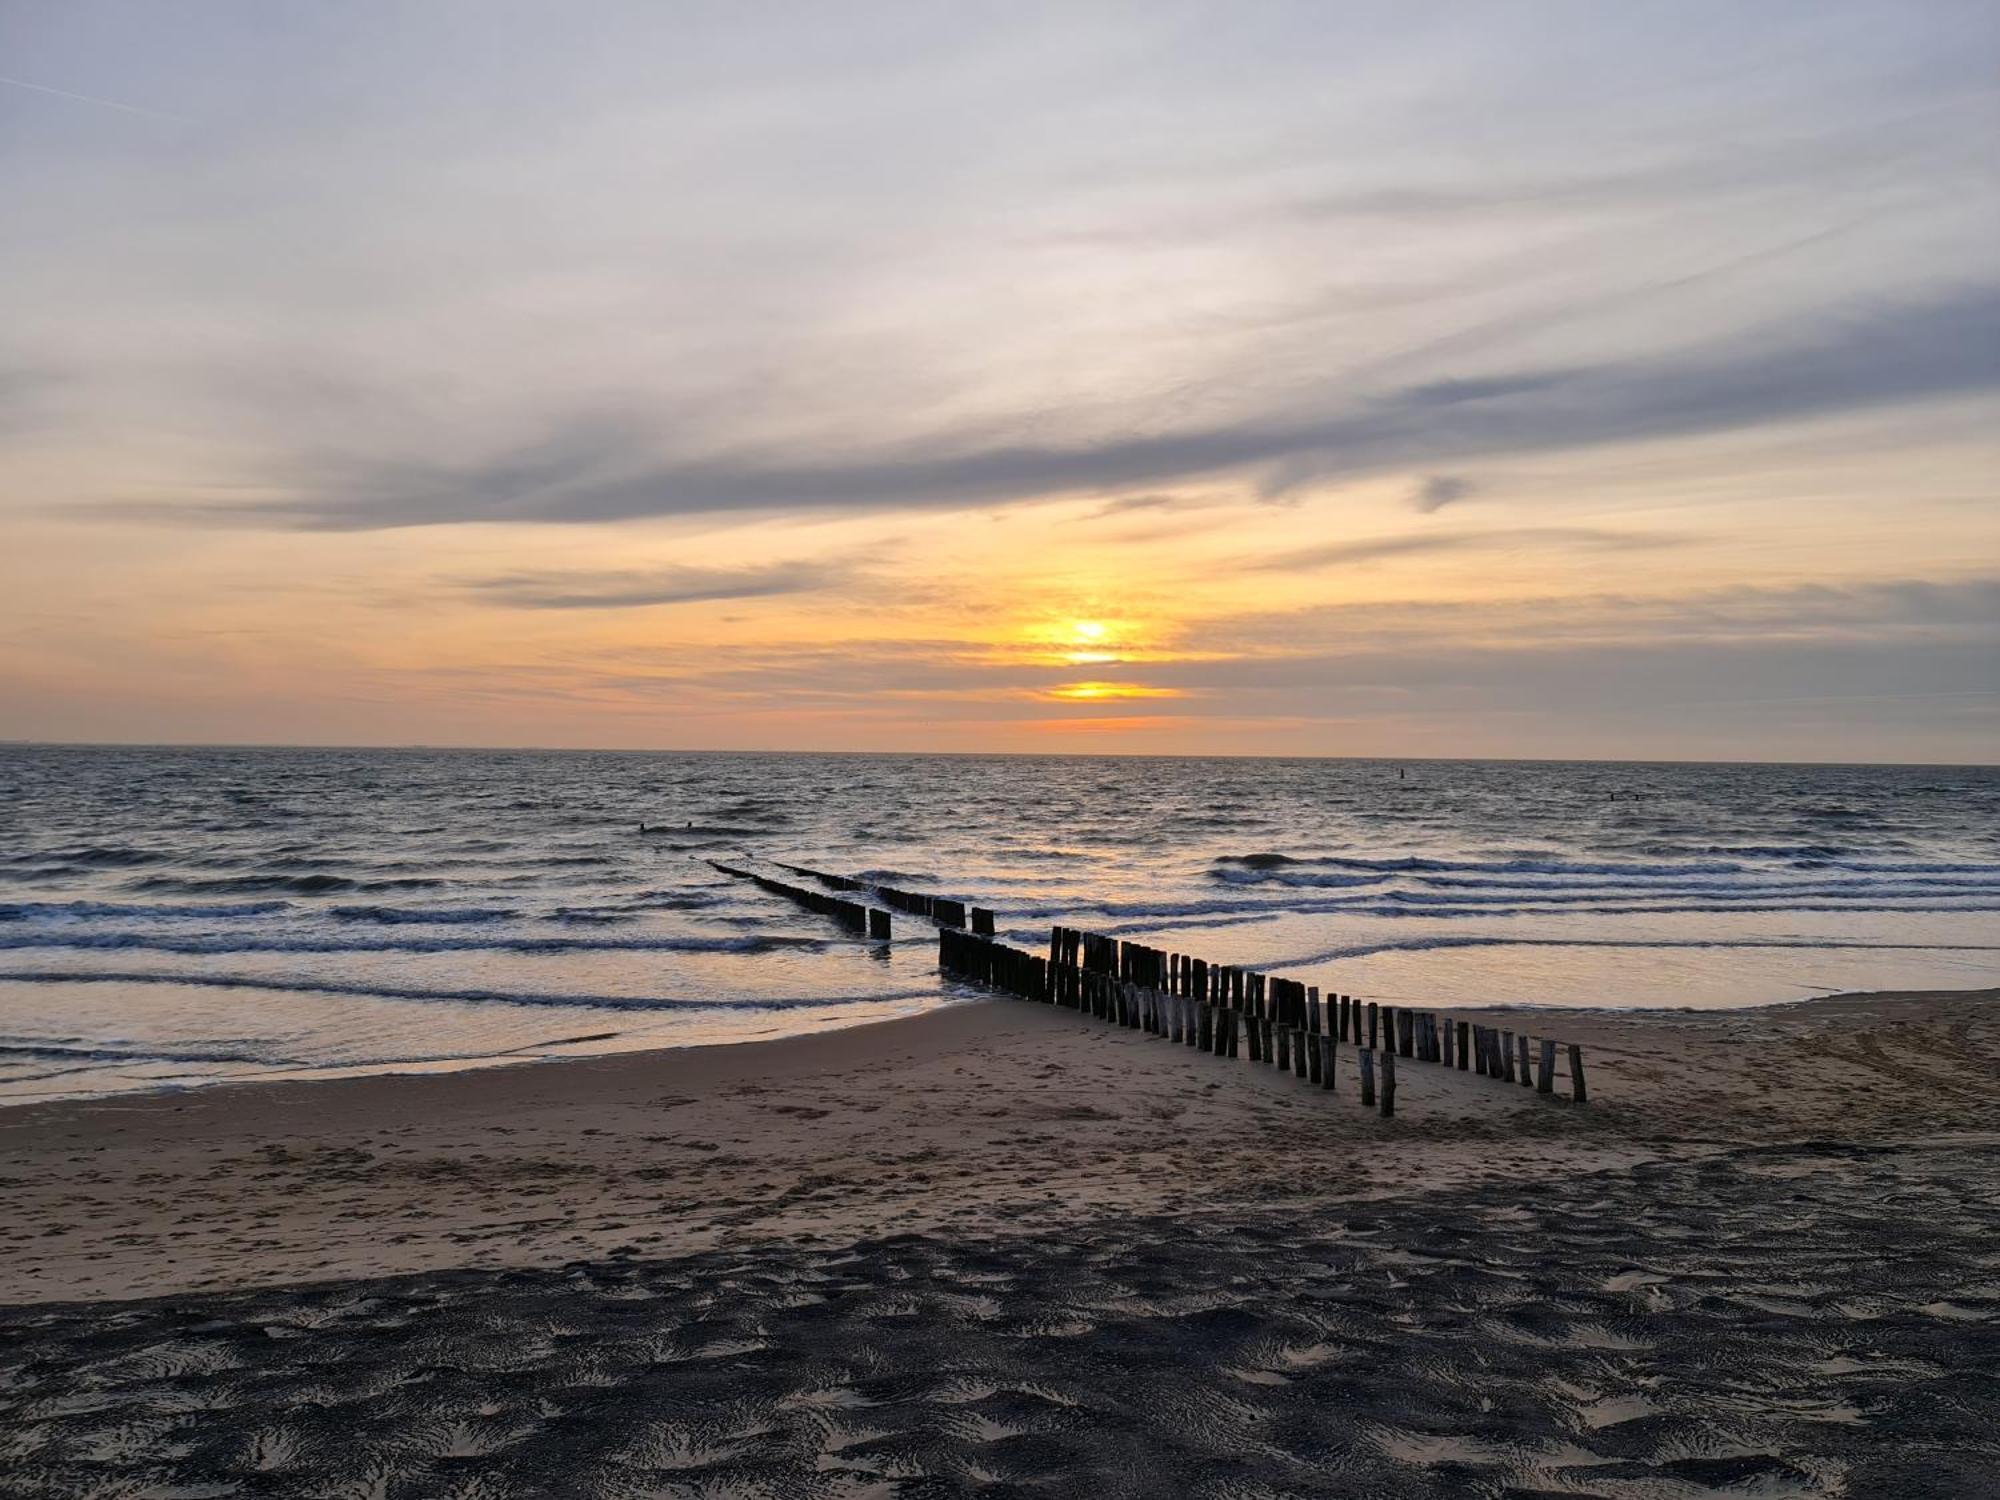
left=1244, top=526, right=1683, bottom=573
left=460, top=559, right=850, bottom=610
left=1410, top=475, right=1475, bottom=513
left=165, top=283, right=2000, bottom=531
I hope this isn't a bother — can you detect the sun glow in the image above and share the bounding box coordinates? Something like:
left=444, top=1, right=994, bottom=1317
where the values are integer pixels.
left=1040, top=681, right=1185, bottom=702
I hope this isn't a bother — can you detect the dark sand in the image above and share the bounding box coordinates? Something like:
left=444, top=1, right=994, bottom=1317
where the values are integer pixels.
left=2, top=988, right=1997, bottom=1497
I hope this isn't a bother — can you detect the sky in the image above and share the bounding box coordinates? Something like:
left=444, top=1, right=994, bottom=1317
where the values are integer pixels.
left=2, top=1, right=1995, bottom=761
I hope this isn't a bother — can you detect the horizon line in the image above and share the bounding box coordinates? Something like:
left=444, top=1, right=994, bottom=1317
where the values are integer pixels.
left=1, top=738, right=1993, bottom=772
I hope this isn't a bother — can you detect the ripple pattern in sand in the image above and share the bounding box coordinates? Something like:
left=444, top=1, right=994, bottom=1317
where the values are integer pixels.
left=2, top=1142, right=1997, bottom=1498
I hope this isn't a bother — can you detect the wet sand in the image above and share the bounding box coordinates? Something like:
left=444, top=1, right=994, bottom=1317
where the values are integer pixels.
left=2, top=987, right=1997, bottom=1496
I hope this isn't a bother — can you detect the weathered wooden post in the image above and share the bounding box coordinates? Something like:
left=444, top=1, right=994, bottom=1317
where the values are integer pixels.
left=1368, top=1002, right=1379, bottom=1049
left=1502, top=1030, right=1517, bottom=1083
left=1359, top=1048, right=1376, bottom=1107
left=1441, top=1015, right=1453, bottom=1067
left=1379, top=1048, right=1396, bottom=1117
left=1456, top=1019, right=1470, bottom=1070
left=1517, top=1033, right=1533, bottom=1086
left=970, top=907, right=995, bottom=936
left=1319, top=1034, right=1336, bottom=1090
left=1537, top=1038, right=1556, bottom=1094
left=869, top=908, right=892, bottom=940
left=1569, top=1044, right=1587, bottom=1102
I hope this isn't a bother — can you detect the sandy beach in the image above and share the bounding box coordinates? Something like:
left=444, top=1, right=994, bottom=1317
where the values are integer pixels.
left=3, top=986, right=1997, bottom=1496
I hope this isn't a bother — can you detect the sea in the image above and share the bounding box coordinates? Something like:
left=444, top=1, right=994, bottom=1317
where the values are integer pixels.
left=2, top=745, right=1996, bottom=1102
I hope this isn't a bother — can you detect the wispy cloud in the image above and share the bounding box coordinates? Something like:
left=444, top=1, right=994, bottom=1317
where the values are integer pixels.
left=1243, top=527, right=1684, bottom=573
left=1410, top=475, right=1475, bottom=513
left=159, top=283, right=2000, bottom=531
left=461, top=560, right=852, bottom=610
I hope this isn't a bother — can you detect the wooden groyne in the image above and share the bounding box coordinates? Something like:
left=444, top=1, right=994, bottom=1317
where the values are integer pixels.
left=768, top=861, right=995, bottom=936
left=705, top=859, right=891, bottom=938
left=710, top=855, right=1585, bottom=1112
left=939, top=923, right=1588, bottom=1109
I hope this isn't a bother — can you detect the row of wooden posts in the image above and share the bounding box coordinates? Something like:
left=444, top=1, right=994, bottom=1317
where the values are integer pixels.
left=713, top=858, right=999, bottom=941
left=705, top=859, right=893, bottom=939
left=779, top=861, right=997, bottom=934
left=711, top=856, right=1588, bottom=1112
left=941, top=924, right=1587, bottom=1111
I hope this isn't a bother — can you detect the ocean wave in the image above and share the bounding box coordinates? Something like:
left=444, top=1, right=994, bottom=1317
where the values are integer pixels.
left=1215, top=853, right=1753, bottom=877
left=1405, top=871, right=2000, bottom=893
left=0, top=900, right=293, bottom=922
left=1209, top=868, right=1387, bottom=889
left=0, top=930, right=836, bottom=956
left=1212, top=851, right=2000, bottom=884
left=1311, top=897, right=2000, bottom=920
left=640, top=823, right=768, bottom=838
left=0, top=1040, right=293, bottom=1066
left=1077, top=892, right=2000, bottom=934
left=1261, top=934, right=2000, bottom=965
left=125, top=873, right=450, bottom=896
left=5, top=845, right=164, bottom=869
left=328, top=905, right=519, bottom=924
left=0, top=967, right=938, bottom=1014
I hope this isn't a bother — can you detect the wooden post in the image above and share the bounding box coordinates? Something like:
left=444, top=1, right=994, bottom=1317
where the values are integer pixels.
left=1275, top=1024, right=1290, bottom=1072
left=1293, top=1028, right=1309, bottom=1079
left=1502, top=1030, right=1517, bottom=1084
left=1247, top=1011, right=1264, bottom=1063
left=868, top=908, right=891, bottom=940
left=1537, top=1038, right=1556, bottom=1094
left=1379, top=1048, right=1396, bottom=1117
left=970, top=907, right=995, bottom=936
left=1359, top=1048, right=1376, bottom=1107
left=1456, top=1019, right=1470, bottom=1071
left=1569, top=1044, right=1587, bottom=1103
left=1517, top=1033, right=1533, bottom=1086
left=1307, top=1027, right=1323, bottom=1084
left=1441, top=1015, right=1453, bottom=1067
left=1367, top=1002, right=1379, bottom=1049
left=1319, top=1034, right=1336, bottom=1090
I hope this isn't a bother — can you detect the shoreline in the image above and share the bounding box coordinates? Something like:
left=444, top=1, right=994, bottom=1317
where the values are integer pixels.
left=3, top=984, right=1994, bottom=1306
left=4, top=963, right=1986, bottom=1115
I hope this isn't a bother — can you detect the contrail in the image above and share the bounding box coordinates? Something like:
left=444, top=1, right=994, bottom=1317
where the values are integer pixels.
left=0, top=73, right=189, bottom=123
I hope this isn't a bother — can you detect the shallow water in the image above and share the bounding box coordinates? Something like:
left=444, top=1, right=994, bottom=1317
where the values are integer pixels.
left=2, top=746, right=1995, bottom=1099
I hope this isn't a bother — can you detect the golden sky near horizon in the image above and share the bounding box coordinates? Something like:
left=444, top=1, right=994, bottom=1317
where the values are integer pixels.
left=2, top=3, right=1996, bottom=760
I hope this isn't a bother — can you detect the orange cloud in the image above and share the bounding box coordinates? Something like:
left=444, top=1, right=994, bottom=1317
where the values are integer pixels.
left=1037, top=681, right=1188, bottom=702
